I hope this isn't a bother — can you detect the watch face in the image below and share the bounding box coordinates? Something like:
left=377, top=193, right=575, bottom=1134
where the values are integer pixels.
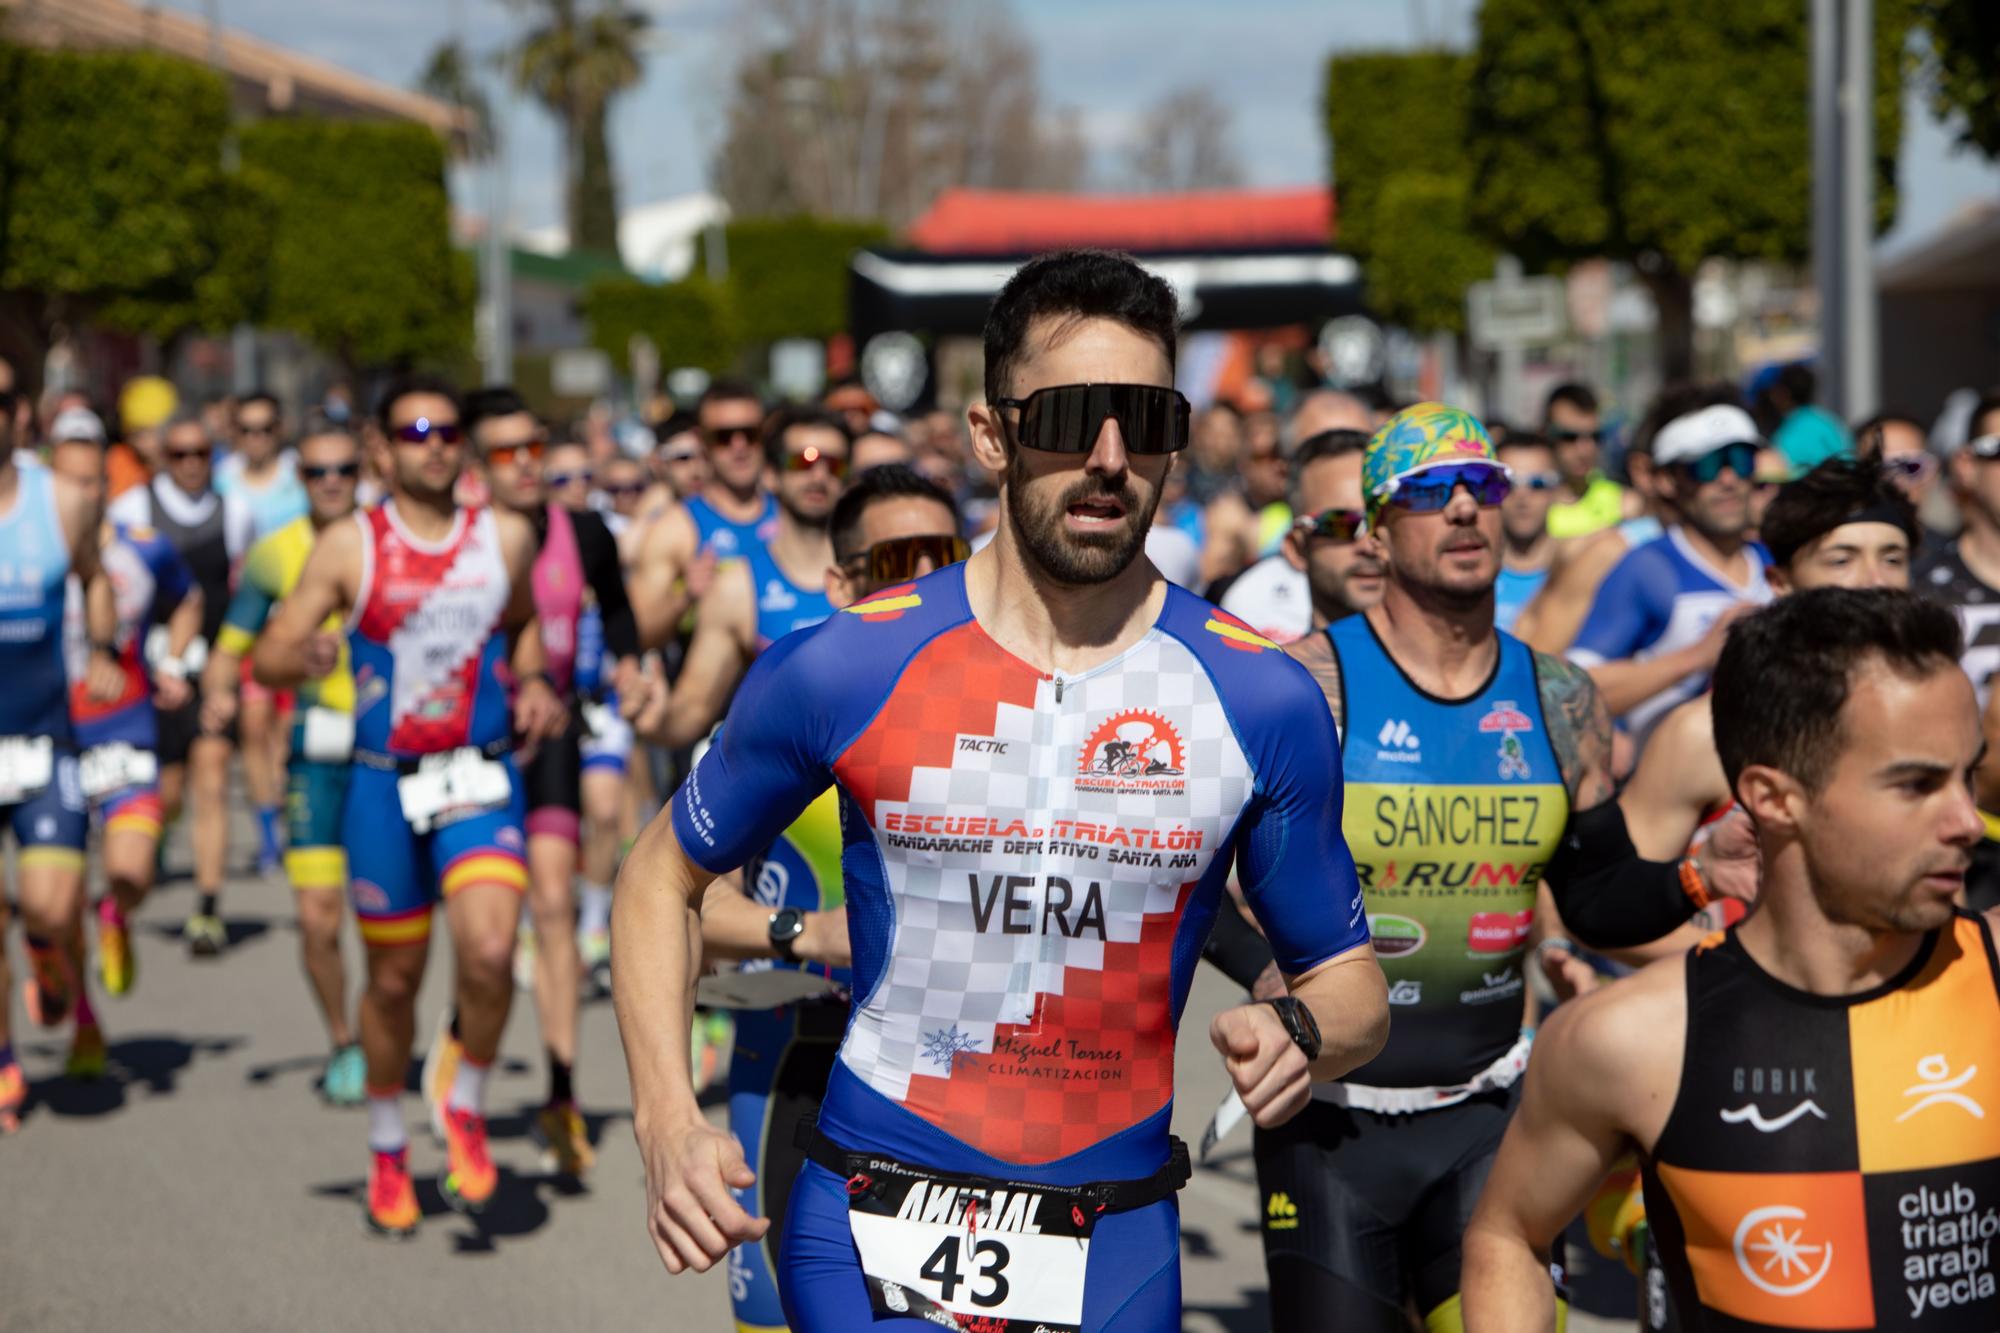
left=771, top=908, right=805, bottom=941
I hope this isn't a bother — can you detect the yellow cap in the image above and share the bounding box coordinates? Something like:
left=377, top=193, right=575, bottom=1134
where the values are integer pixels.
left=118, top=376, right=177, bottom=432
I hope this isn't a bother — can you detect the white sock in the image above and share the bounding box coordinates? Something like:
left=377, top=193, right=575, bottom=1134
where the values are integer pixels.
left=367, top=1093, right=407, bottom=1154
left=579, top=881, right=612, bottom=935
left=448, top=1055, right=490, bottom=1114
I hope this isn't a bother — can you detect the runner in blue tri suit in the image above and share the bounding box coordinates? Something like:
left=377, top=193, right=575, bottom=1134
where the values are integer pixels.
left=615, top=251, right=1389, bottom=1332
left=630, top=378, right=779, bottom=649
left=647, top=407, right=846, bottom=756
left=0, top=428, right=118, bottom=1114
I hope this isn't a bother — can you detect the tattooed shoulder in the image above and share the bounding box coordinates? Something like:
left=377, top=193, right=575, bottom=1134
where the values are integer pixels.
left=1284, top=630, right=1345, bottom=733
left=1534, top=651, right=1616, bottom=808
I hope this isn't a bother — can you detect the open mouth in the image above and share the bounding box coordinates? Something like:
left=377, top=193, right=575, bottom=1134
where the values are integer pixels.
left=1066, top=495, right=1127, bottom=526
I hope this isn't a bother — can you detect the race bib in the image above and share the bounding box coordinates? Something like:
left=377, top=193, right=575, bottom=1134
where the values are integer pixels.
left=79, top=743, right=157, bottom=800
left=301, top=707, right=355, bottom=764
left=847, top=1157, right=1092, bottom=1332
left=396, top=747, right=510, bottom=834
left=0, top=735, right=55, bottom=804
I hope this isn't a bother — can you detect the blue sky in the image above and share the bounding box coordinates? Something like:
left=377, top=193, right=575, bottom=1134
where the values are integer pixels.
left=165, top=0, right=1997, bottom=255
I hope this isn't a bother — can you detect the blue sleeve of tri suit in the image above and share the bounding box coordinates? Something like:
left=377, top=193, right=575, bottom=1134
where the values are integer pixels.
left=670, top=628, right=839, bottom=874
left=1566, top=546, right=1662, bottom=666
left=1231, top=661, right=1369, bottom=975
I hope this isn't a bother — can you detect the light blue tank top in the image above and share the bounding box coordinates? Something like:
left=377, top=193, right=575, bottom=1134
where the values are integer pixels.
left=0, top=466, right=75, bottom=743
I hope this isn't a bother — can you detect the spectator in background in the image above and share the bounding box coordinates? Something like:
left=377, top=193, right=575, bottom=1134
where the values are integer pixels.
left=1856, top=410, right=1948, bottom=558
left=1185, top=402, right=1244, bottom=508
left=849, top=427, right=913, bottom=473
left=596, top=455, right=649, bottom=536
left=1915, top=389, right=2000, bottom=705
left=1916, top=390, right=2000, bottom=909
left=1201, top=392, right=1368, bottom=585
left=1757, top=361, right=1851, bottom=472
left=113, top=375, right=176, bottom=498
left=198, top=393, right=234, bottom=452
left=1544, top=382, right=1639, bottom=538
left=1492, top=431, right=1560, bottom=632
left=1566, top=401, right=1773, bottom=747
left=544, top=439, right=595, bottom=515
left=1218, top=425, right=1384, bottom=644
left=821, top=375, right=877, bottom=437
left=649, top=411, right=706, bottom=500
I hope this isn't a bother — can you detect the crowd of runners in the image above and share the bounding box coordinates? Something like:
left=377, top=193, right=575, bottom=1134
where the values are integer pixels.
left=3, top=248, right=1996, bottom=1332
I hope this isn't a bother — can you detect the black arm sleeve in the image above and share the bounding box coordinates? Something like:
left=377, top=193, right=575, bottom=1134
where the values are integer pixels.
left=1202, top=895, right=1278, bottom=991
left=1544, top=800, right=1701, bottom=948
left=573, top=511, right=640, bottom=661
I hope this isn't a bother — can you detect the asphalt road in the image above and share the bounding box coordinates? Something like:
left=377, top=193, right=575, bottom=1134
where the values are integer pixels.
left=0, top=799, right=1639, bottom=1332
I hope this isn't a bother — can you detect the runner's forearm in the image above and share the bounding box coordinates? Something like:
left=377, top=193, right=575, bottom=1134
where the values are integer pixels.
left=612, top=816, right=709, bottom=1125
left=1581, top=643, right=1705, bottom=718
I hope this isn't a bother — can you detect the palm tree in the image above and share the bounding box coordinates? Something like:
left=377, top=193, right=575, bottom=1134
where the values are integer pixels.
left=417, top=38, right=495, bottom=160
left=510, top=0, right=649, bottom=261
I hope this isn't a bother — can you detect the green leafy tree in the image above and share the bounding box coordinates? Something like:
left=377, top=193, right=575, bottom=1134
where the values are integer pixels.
left=1465, top=0, right=1910, bottom=379
left=1914, top=0, right=2000, bottom=158
left=1323, top=51, right=1491, bottom=333
left=511, top=0, right=649, bottom=259
left=240, top=120, right=472, bottom=375
left=0, top=44, right=267, bottom=369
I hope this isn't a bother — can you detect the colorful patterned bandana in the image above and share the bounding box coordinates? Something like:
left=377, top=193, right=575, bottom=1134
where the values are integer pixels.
left=1363, top=402, right=1500, bottom=522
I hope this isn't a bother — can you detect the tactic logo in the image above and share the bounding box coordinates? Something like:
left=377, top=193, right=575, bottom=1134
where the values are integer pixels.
left=1076, top=709, right=1186, bottom=796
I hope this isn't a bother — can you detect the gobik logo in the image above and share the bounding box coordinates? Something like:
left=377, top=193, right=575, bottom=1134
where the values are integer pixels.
left=1076, top=709, right=1186, bottom=796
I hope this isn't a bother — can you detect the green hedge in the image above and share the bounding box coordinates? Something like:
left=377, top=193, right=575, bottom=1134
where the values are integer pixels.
left=582, top=275, right=738, bottom=374
left=707, top=215, right=891, bottom=346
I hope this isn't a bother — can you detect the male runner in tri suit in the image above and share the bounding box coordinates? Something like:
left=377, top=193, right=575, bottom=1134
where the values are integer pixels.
left=1257, top=404, right=1746, bottom=1331
left=215, top=390, right=309, bottom=873
left=47, top=431, right=204, bottom=1005
left=645, top=406, right=850, bottom=751
left=616, top=249, right=1390, bottom=1331
left=631, top=378, right=777, bottom=647
left=431, top=385, right=639, bottom=1177
left=108, top=411, right=253, bottom=956
left=0, top=426, right=118, bottom=1124
left=1464, top=587, right=2000, bottom=1332
left=252, top=375, right=566, bottom=1235
left=202, top=421, right=367, bottom=1104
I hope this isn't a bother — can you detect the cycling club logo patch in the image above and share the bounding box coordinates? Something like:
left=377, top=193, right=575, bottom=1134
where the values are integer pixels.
left=1479, top=700, right=1534, bottom=780
left=1077, top=709, right=1186, bottom=795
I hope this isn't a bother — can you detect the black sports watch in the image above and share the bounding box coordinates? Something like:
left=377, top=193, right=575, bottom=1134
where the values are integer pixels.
left=1264, top=996, right=1322, bottom=1061
left=768, top=907, right=807, bottom=963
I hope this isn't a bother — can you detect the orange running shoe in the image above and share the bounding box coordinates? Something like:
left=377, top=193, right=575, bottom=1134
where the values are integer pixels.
left=441, top=1107, right=498, bottom=1214
left=23, top=947, right=71, bottom=1028
left=366, top=1149, right=420, bottom=1238
left=0, top=1059, right=24, bottom=1134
